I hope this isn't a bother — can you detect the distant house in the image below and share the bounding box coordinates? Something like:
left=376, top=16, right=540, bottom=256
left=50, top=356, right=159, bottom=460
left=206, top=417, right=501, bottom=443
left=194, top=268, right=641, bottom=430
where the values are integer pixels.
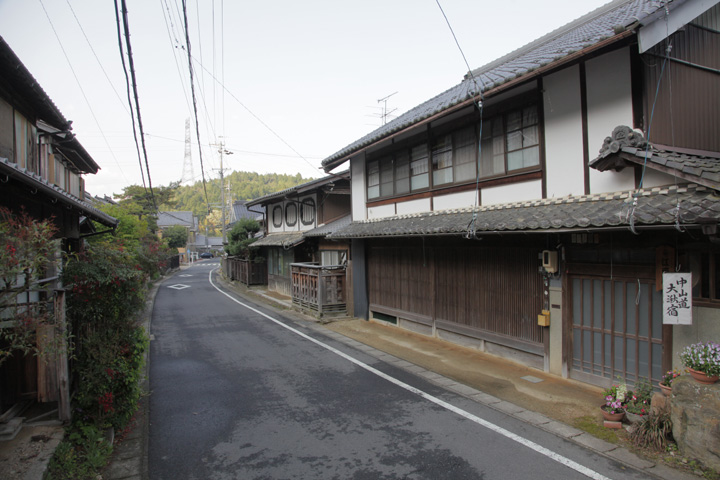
left=247, top=171, right=352, bottom=316
left=0, top=35, right=118, bottom=423
left=227, top=200, right=264, bottom=233
left=194, top=234, right=224, bottom=254
left=156, top=211, right=198, bottom=257
left=321, top=0, right=720, bottom=388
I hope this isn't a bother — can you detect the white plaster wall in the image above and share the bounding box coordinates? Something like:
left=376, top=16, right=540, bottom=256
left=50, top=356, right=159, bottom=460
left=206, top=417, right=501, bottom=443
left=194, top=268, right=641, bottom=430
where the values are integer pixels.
left=433, top=190, right=478, bottom=211
left=367, top=204, right=396, bottom=219
left=481, top=179, right=543, bottom=206
left=639, top=168, right=679, bottom=189
left=543, top=65, right=585, bottom=198
left=351, top=153, right=367, bottom=221
left=396, top=198, right=431, bottom=216
left=585, top=47, right=636, bottom=194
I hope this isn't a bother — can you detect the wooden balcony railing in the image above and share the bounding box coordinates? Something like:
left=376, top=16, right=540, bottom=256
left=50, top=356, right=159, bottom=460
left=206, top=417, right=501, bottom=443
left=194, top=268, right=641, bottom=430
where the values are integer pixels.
left=223, top=257, right=268, bottom=286
left=291, top=263, right=346, bottom=317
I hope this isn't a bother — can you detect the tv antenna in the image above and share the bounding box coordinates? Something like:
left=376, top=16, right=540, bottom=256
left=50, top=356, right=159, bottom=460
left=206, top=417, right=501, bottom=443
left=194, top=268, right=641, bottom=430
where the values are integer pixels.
left=378, top=92, right=398, bottom=126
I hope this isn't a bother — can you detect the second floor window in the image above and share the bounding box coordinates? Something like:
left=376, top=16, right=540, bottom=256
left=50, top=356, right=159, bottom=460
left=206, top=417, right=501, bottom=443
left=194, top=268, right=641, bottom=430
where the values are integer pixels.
left=366, top=102, right=540, bottom=201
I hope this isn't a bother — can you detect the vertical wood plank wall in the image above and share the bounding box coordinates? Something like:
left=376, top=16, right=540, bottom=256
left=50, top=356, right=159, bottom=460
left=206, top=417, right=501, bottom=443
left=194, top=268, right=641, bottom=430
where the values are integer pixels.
left=368, top=241, right=544, bottom=345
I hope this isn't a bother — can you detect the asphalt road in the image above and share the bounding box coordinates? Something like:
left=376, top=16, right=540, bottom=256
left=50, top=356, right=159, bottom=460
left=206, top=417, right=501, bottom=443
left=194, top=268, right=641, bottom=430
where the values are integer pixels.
left=148, top=262, right=654, bottom=480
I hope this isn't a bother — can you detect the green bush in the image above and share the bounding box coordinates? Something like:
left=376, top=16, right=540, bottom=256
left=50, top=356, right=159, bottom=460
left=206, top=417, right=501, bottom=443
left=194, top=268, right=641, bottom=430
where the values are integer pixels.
left=629, top=408, right=673, bottom=451
left=45, top=423, right=112, bottom=480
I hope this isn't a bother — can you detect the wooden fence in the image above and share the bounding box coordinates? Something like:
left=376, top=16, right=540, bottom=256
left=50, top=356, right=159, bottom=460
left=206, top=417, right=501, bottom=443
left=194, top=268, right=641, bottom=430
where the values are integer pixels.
left=291, top=263, right=346, bottom=317
left=223, top=257, right=267, bottom=286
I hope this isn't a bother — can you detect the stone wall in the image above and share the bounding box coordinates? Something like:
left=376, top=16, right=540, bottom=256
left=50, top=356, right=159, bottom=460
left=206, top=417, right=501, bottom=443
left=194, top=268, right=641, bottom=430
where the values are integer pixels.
left=670, top=375, right=720, bottom=470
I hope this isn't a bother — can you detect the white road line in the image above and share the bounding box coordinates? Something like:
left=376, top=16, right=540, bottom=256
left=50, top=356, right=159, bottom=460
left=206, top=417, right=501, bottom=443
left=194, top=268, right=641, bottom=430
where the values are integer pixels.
left=208, top=270, right=612, bottom=480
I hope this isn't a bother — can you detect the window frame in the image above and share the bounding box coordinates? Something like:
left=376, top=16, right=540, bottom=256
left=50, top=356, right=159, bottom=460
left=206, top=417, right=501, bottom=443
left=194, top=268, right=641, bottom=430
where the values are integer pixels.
left=301, top=198, right=316, bottom=226
left=285, top=202, right=297, bottom=227
left=272, top=205, right=283, bottom=228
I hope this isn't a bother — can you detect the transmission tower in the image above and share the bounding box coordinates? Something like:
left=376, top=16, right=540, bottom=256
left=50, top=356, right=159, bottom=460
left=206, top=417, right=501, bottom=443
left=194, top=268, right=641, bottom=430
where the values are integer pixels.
left=180, top=118, right=195, bottom=185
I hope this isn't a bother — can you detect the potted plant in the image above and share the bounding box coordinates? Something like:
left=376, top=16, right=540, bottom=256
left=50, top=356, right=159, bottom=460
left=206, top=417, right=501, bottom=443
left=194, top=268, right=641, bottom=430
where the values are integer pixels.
left=679, top=341, right=720, bottom=384
left=625, top=378, right=652, bottom=423
left=659, top=369, right=679, bottom=395
left=602, top=383, right=628, bottom=421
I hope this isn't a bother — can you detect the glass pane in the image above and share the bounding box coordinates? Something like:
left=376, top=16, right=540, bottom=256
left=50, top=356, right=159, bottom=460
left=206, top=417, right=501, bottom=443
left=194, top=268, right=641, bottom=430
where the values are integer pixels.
left=604, top=334, right=612, bottom=378
left=433, top=150, right=453, bottom=170
left=455, top=143, right=475, bottom=166
left=368, top=161, right=379, bottom=187
left=507, top=110, right=521, bottom=132
left=583, top=331, right=591, bottom=372
left=652, top=343, right=663, bottom=381
left=615, top=282, right=624, bottom=333
left=626, top=338, right=637, bottom=382
left=411, top=174, right=429, bottom=190
left=411, top=158, right=428, bottom=176
left=380, top=160, right=393, bottom=181
left=593, top=280, right=602, bottom=329
left=507, top=150, right=523, bottom=171
left=506, top=130, right=522, bottom=151
left=639, top=340, right=649, bottom=380
left=572, top=279, right=582, bottom=326
left=523, top=146, right=540, bottom=167
left=395, top=154, right=409, bottom=179
left=454, top=126, right=475, bottom=148
left=380, top=181, right=393, bottom=197
left=433, top=168, right=452, bottom=186
left=395, top=178, right=409, bottom=195
left=492, top=135, right=504, bottom=155
left=639, top=283, right=649, bottom=337
left=626, top=282, right=637, bottom=335
left=454, top=160, right=475, bottom=182
left=614, top=336, right=624, bottom=376
left=368, top=185, right=379, bottom=199
left=523, top=105, right=538, bottom=126
left=573, top=329, right=581, bottom=367
left=582, top=279, right=592, bottom=327
left=411, top=144, right=427, bottom=160
left=651, top=288, right=662, bottom=340
left=523, top=125, right=538, bottom=147
left=604, top=280, right=612, bottom=330
left=594, top=332, right=602, bottom=372
left=492, top=117, right=503, bottom=137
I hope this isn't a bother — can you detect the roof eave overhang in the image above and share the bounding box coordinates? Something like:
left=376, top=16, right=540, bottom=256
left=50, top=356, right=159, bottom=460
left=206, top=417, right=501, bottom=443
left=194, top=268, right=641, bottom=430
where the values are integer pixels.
left=0, top=160, right=118, bottom=228
left=327, top=222, right=707, bottom=240
left=322, top=30, right=636, bottom=173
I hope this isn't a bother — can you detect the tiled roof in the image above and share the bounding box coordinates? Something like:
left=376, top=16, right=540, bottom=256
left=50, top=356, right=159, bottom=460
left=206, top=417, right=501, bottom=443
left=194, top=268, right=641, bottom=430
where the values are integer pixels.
left=322, top=0, right=669, bottom=170
left=0, top=157, right=117, bottom=227
left=231, top=201, right=263, bottom=222
left=304, top=215, right=352, bottom=238
left=246, top=170, right=350, bottom=207
left=157, top=211, right=196, bottom=228
left=327, top=184, right=720, bottom=239
left=250, top=232, right=305, bottom=248
left=195, top=234, right=223, bottom=247
left=590, top=127, right=720, bottom=190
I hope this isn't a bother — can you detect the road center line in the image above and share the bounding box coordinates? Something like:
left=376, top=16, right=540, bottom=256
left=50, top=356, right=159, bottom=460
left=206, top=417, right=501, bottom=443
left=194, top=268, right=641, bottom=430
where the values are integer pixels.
left=208, top=269, right=612, bottom=480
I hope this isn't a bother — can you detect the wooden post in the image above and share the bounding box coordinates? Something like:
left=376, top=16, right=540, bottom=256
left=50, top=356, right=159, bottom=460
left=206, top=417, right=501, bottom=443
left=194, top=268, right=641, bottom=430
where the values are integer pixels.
left=54, top=290, right=71, bottom=422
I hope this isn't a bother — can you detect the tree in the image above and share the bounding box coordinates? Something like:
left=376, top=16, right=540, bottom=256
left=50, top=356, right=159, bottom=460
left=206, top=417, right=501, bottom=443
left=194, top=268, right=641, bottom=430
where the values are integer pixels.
left=225, top=218, right=260, bottom=258
left=113, top=182, right=180, bottom=232
left=163, top=225, right=188, bottom=249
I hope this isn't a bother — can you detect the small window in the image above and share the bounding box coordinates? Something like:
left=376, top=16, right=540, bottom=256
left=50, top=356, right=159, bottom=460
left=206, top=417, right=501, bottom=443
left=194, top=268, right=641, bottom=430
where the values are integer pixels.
left=272, top=206, right=282, bottom=228
left=480, top=104, right=540, bottom=178
left=410, top=144, right=429, bottom=191
left=301, top=198, right=315, bottom=225
left=687, top=251, right=720, bottom=303
left=320, top=250, right=347, bottom=266
left=286, top=203, right=297, bottom=226
left=367, top=160, right=380, bottom=199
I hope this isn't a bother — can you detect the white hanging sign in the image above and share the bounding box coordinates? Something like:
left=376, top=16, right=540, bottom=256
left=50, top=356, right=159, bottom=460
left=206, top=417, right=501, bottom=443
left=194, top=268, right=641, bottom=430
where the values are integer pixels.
left=663, top=272, right=692, bottom=325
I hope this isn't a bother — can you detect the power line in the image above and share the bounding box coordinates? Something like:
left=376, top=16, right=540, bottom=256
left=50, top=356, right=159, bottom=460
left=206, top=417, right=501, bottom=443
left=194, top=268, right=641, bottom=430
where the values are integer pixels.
left=37, top=0, right=132, bottom=186
left=181, top=0, right=211, bottom=215
left=113, top=0, right=146, bottom=190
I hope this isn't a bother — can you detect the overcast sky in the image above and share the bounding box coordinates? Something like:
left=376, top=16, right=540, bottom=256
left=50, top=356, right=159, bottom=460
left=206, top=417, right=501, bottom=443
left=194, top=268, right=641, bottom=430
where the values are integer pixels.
left=0, top=0, right=611, bottom=198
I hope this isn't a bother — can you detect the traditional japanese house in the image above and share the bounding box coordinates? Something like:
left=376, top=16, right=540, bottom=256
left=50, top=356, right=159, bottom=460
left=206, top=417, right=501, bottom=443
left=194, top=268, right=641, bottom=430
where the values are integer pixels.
left=321, top=0, right=720, bottom=388
left=0, top=35, right=118, bottom=426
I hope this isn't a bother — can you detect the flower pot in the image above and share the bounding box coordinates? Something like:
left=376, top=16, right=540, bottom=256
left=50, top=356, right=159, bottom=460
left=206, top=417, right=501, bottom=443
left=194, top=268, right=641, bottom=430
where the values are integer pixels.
left=687, top=367, right=719, bottom=385
left=625, top=411, right=646, bottom=424
left=658, top=382, right=672, bottom=396
left=600, top=407, right=624, bottom=422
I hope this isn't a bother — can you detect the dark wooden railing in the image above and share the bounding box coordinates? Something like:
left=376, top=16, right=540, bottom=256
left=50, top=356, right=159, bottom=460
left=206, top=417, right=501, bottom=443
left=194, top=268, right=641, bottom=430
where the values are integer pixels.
left=223, top=257, right=267, bottom=286
left=291, top=262, right=346, bottom=317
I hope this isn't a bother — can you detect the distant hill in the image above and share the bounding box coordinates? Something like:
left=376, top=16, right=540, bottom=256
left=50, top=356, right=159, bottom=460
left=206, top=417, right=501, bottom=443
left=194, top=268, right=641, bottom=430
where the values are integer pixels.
left=174, top=171, right=316, bottom=219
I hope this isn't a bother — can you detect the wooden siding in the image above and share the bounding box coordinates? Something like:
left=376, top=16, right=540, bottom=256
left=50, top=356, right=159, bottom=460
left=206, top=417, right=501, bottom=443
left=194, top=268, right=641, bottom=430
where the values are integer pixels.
left=642, top=5, right=720, bottom=152
left=368, top=241, right=544, bottom=345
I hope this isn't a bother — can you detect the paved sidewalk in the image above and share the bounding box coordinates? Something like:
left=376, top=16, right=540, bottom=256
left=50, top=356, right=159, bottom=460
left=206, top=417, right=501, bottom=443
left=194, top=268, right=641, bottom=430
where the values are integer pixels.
left=103, top=269, right=696, bottom=480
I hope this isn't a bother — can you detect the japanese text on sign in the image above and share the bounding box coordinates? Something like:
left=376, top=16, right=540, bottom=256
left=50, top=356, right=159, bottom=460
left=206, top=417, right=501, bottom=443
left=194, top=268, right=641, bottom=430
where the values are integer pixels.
left=663, top=272, right=692, bottom=325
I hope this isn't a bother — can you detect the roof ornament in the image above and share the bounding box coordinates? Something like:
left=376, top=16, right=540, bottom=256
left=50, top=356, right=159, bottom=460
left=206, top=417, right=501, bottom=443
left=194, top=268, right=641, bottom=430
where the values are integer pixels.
left=598, top=126, right=647, bottom=158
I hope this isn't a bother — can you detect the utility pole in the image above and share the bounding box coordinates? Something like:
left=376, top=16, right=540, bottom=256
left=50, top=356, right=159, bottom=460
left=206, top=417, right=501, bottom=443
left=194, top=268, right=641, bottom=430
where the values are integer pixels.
left=215, top=139, right=233, bottom=245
